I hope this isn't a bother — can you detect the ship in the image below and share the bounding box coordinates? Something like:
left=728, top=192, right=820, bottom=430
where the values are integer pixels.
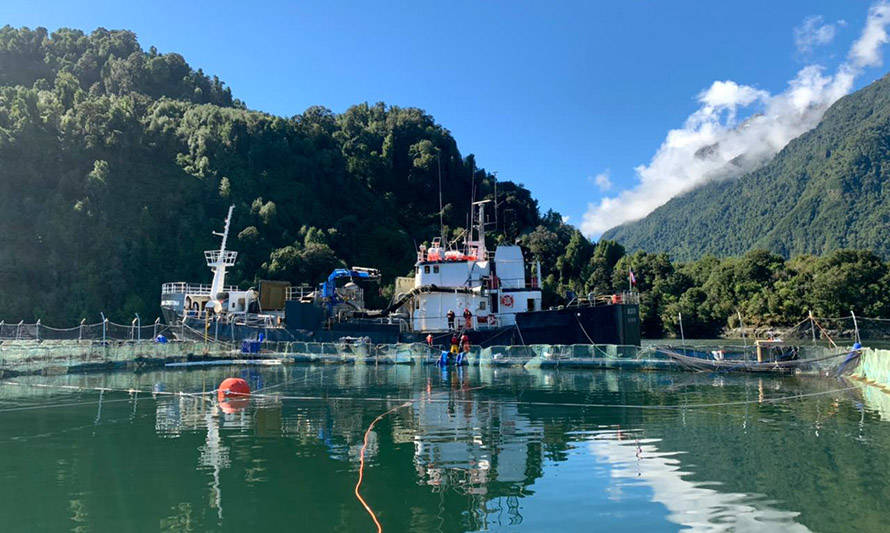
left=160, top=203, right=641, bottom=346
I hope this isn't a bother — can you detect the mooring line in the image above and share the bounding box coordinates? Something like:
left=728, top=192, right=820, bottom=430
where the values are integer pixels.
left=248, top=385, right=860, bottom=411
left=0, top=380, right=214, bottom=397
left=0, top=397, right=134, bottom=414
left=252, top=366, right=326, bottom=394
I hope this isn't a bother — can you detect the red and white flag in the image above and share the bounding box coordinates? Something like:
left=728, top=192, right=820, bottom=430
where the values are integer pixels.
left=628, top=269, right=637, bottom=287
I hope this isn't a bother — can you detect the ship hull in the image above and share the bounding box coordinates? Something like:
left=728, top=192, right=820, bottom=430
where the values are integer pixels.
left=165, top=302, right=641, bottom=347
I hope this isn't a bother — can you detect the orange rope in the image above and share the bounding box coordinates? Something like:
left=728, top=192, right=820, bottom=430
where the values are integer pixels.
left=354, top=400, right=412, bottom=533
left=354, top=383, right=486, bottom=531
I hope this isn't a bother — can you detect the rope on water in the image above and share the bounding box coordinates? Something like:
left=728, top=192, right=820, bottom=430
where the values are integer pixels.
left=254, top=385, right=859, bottom=411
left=353, top=383, right=486, bottom=532
left=0, top=380, right=215, bottom=402
left=0, top=397, right=134, bottom=414
left=354, top=400, right=412, bottom=533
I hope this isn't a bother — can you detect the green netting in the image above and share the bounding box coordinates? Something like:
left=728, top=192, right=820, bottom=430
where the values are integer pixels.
left=854, top=348, right=890, bottom=385
left=0, top=339, right=237, bottom=374
left=1, top=337, right=657, bottom=375
left=476, top=344, right=645, bottom=366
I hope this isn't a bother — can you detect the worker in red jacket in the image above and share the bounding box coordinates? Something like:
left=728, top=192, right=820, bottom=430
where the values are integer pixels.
left=463, top=308, right=473, bottom=329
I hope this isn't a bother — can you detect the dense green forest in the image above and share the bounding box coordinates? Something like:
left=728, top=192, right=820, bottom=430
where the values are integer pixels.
left=521, top=225, right=890, bottom=337
left=603, top=72, right=890, bottom=261
left=2, top=26, right=890, bottom=339
left=0, top=26, right=542, bottom=324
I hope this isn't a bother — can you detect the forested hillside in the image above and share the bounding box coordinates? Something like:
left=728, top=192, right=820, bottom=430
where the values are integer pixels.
left=0, top=26, right=545, bottom=323
left=602, top=73, right=890, bottom=261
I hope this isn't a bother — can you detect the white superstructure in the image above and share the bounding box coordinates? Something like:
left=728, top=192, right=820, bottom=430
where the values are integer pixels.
left=407, top=201, right=542, bottom=332
left=161, top=206, right=261, bottom=321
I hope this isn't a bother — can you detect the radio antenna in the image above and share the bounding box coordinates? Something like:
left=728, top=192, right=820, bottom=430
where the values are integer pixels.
left=437, top=148, right=444, bottom=240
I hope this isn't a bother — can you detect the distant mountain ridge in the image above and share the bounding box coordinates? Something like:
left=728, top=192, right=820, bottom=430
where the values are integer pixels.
left=602, top=73, right=890, bottom=260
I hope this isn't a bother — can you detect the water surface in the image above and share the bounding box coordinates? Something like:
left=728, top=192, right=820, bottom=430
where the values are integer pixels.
left=0, top=364, right=884, bottom=532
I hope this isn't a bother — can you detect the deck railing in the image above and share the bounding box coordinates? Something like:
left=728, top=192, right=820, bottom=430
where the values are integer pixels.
left=286, top=285, right=314, bottom=301
left=161, top=282, right=239, bottom=295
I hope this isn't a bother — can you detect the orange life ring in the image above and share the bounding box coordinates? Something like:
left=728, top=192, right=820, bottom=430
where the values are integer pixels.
left=500, top=295, right=514, bottom=307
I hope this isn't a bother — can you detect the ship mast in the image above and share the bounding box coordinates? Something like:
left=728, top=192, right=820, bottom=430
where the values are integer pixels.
left=466, top=200, right=490, bottom=259
left=206, top=205, right=237, bottom=311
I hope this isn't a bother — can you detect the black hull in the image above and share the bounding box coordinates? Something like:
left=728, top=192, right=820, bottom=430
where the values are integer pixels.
left=165, top=303, right=641, bottom=347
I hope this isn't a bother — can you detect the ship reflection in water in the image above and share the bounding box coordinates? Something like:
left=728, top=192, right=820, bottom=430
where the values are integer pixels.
left=3, top=365, right=883, bottom=531
left=119, top=364, right=884, bottom=532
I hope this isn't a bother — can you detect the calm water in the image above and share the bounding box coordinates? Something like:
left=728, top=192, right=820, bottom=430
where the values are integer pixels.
left=0, top=364, right=885, bottom=532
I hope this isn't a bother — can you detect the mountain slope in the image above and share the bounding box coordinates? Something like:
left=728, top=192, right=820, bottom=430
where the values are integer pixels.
left=602, top=73, right=890, bottom=260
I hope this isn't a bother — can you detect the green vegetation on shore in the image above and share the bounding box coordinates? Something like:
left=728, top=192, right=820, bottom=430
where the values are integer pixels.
left=531, top=242, right=890, bottom=338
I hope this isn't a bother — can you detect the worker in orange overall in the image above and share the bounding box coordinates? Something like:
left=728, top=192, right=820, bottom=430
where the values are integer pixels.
left=426, top=333, right=434, bottom=347
left=460, top=333, right=470, bottom=353
left=463, top=308, right=473, bottom=329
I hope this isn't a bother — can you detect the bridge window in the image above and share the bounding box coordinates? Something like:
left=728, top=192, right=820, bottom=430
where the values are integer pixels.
left=433, top=265, right=439, bottom=273
left=527, top=299, right=536, bottom=311
left=424, top=266, right=430, bottom=274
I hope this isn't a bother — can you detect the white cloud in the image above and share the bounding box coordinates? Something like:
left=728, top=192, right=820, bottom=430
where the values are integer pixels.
left=850, top=2, right=890, bottom=67
left=581, top=1, right=890, bottom=238
left=591, top=170, right=612, bottom=191
left=794, top=15, right=838, bottom=54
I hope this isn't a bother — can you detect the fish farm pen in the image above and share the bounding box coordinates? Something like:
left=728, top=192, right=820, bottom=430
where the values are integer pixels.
left=0, top=318, right=866, bottom=378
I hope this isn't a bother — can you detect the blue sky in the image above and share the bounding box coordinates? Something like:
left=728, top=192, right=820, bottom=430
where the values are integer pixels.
left=3, top=1, right=887, bottom=235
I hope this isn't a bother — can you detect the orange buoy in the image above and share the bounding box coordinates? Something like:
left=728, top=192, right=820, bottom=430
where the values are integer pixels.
left=217, top=377, right=250, bottom=402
